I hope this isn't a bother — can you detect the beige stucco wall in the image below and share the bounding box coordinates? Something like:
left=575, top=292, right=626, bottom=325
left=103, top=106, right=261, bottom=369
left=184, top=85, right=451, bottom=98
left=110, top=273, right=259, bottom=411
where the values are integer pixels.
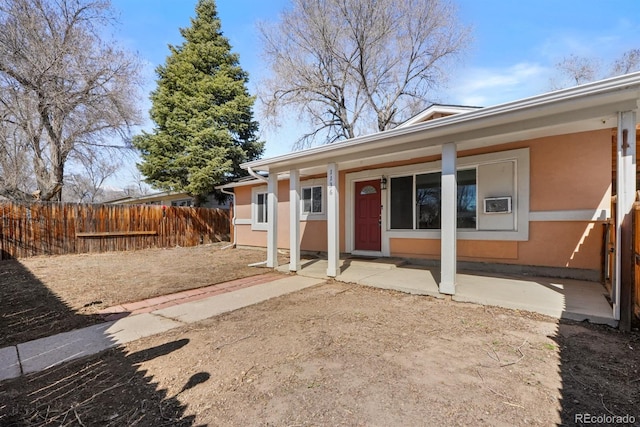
left=233, top=129, right=611, bottom=273
left=234, top=187, right=252, bottom=219
left=387, top=129, right=611, bottom=270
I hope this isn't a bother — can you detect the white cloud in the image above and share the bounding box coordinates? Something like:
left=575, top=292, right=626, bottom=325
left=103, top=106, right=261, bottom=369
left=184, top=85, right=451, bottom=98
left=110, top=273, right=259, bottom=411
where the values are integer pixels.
left=444, top=62, right=552, bottom=106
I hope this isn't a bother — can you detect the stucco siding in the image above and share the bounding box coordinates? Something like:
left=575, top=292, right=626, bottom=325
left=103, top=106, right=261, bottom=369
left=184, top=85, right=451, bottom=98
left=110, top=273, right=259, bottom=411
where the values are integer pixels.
left=236, top=224, right=265, bottom=247
left=234, top=186, right=252, bottom=219
left=528, top=130, right=611, bottom=211
left=231, top=129, right=611, bottom=275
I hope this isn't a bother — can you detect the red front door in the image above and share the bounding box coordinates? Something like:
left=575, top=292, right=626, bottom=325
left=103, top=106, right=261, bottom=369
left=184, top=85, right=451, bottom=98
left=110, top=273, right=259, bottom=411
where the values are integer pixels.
left=355, top=180, right=381, bottom=251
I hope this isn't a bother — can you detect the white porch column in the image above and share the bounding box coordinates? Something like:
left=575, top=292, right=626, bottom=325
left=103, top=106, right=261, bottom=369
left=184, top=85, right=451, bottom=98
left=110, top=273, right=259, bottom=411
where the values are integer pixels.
left=614, top=110, right=637, bottom=323
left=289, top=169, right=301, bottom=272
left=266, top=172, right=279, bottom=268
left=327, top=162, right=340, bottom=277
left=440, top=142, right=457, bottom=294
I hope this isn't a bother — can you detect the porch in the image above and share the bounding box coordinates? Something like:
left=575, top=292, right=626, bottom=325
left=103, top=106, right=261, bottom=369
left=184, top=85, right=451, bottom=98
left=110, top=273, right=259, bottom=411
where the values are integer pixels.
left=277, top=258, right=616, bottom=326
left=234, top=74, right=640, bottom=327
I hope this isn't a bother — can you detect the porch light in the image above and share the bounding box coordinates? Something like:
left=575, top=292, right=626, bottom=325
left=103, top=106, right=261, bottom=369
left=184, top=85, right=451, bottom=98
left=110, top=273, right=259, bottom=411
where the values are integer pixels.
left=380, top=176, right=388, bottom=190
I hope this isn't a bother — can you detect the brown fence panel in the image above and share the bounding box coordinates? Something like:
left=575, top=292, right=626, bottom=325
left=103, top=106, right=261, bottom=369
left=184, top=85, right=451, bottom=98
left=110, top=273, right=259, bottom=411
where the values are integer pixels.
left=0, top=201, right=230, bottom=260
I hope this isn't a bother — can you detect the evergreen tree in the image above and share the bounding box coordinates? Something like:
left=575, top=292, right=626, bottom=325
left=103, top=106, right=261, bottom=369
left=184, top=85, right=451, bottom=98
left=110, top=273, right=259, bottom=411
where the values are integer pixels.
left=133, top=0, right=263, bottom=205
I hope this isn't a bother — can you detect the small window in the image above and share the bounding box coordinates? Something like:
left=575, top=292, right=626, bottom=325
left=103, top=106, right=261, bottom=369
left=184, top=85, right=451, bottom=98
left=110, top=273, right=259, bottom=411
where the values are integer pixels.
left=302, top=186, right=323, bottom=214
left=256, top=192, right=268, bottom=223
left=171, top=199, right=192, bottom=207
left=360, top=185, right=377, bottom=195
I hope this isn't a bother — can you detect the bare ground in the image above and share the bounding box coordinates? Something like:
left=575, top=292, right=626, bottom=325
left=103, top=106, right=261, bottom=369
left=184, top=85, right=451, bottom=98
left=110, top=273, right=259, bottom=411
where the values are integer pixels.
left=0, top=244, right=286, bottom=347
left=0, top=247, right=639, bottom=426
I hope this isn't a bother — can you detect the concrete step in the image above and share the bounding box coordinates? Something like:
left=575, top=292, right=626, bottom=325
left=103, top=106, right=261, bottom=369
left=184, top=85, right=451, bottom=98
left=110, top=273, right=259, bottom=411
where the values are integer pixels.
left=344, top=257, right=407, bottom=270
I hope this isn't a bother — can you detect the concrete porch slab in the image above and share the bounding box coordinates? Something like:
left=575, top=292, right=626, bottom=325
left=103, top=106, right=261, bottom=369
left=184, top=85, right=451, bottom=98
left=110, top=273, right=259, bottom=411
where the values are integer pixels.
left=454, top=273, right=616, bottom=326
left=344, top=257, right=407, bottom=269
left=358, top=266, right=443, bottom=297
left=290, top=258, right=615, bottom=325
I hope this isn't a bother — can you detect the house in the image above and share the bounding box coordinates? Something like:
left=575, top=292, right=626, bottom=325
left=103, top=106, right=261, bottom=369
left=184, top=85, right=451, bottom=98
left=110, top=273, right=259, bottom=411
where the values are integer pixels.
left=107, top=190, right=230, bottom=209
left=218, top=72, right=640, bottom=322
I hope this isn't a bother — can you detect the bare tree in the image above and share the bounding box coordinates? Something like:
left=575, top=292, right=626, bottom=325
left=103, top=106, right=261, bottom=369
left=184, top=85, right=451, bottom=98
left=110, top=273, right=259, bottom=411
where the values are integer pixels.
left=259, top=0, right=471, bottom=148
left=551, top=49, right=640, bottom=90
left=62, top=152, right=119, bottom=203
left=611, top=48, right=640, bottom=76
left=122, top=169, right=152, bottom=198
left=0, top=122, right=37, bottom=199
left=0, top=0, right=141, bottom=202
left=553, top=54, right=600, bottom=88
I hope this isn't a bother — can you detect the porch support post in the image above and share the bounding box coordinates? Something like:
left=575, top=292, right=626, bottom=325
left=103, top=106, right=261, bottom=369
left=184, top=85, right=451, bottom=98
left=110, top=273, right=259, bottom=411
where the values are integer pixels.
left=327, top=162, right=340, bottom=277
left=440, top=142, right=457, bottom=294
left=615, top=110, right=637, bottom=326
left=289, top=169, right=301, bottom=272
left=266, top=172, right=279, bottom=268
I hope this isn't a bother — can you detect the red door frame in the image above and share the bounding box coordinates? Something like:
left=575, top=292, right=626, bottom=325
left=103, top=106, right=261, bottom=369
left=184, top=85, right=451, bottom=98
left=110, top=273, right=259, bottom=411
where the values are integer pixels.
left=354, top=179, right=382, bottom=251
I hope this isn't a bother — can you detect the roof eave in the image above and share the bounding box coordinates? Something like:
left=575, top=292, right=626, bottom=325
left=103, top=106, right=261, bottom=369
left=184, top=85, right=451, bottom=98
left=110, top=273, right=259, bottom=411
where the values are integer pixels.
left=243, top=72, right=640, bottom=173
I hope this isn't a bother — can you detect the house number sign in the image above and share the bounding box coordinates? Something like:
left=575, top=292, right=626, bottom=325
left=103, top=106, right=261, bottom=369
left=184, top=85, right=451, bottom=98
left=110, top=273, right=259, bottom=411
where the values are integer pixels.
left=328, top=168, right=334, bottom=196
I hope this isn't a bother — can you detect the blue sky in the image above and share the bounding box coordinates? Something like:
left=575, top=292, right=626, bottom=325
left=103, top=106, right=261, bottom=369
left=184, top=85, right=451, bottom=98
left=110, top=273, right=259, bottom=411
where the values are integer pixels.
left=107, top=0, right=640, bottom=185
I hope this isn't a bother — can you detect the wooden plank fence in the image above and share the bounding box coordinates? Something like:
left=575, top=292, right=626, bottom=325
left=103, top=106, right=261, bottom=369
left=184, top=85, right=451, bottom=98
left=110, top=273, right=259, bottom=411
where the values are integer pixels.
left=0, top=201, right=230, bottom=260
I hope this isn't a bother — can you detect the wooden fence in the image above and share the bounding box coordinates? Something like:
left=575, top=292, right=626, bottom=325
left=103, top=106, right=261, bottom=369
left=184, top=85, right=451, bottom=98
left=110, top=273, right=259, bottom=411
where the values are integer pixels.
left=0, top=201, right=230, bottom=260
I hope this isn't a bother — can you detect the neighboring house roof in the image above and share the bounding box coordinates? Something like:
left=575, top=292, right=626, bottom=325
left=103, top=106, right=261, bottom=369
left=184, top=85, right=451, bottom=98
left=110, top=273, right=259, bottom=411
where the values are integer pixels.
left=106, top=191, right=194, bottom=205
left=396, top=104, right=482, bottom=128
left=239, top=72, right=640, bottom=177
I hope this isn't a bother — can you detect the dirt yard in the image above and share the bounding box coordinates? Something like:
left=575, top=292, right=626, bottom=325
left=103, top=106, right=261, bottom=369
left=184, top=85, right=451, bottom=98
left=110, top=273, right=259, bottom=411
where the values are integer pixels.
left=0, top=247, right=639, bottom=425
left=0, top=244, right=287, bottom=347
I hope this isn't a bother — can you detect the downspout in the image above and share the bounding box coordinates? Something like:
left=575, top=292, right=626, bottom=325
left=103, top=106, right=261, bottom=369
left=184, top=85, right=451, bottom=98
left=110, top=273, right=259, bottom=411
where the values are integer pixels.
left=220, top=187, right=236, bottom=250
left=247, top=166, right=268, bottom=183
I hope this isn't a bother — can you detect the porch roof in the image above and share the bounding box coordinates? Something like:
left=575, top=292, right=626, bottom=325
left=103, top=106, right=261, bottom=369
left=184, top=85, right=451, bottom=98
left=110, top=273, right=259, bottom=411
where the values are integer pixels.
left=243, top=72, right=640, bottom=176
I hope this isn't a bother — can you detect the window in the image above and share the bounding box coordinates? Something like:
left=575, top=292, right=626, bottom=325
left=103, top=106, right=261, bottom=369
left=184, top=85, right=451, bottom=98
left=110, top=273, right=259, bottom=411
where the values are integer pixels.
left=302, top=185, right=323, bottom=214
left=416, top=173, right=441, bottom=229
left=256, top=192, right=268, bottom=224
left=171, top=199, right=192, bottom=207
left=456, top=169, right=477, bottom=228
left=251, top=186, right=270, bottom=231
left=360, top=185, right=377, bottom=195
left=390, top=176, right=412, bottom=229
left=390, top=169, right=477, bottom=230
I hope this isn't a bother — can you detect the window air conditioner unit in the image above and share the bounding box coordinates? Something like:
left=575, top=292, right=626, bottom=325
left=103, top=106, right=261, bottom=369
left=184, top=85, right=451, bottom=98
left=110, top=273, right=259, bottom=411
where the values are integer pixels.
left=483, top=196, right=512, bottom=214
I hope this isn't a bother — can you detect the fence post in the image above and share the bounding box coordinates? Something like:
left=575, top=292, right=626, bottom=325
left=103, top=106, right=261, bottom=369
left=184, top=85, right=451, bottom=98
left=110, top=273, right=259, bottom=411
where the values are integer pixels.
left=619, top=210, right=633, bottom=331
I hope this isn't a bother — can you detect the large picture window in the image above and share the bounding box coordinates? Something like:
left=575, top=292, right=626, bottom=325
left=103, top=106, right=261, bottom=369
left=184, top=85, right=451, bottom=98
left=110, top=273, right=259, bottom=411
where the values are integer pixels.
left=390, top=169, right=477, bottom=230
